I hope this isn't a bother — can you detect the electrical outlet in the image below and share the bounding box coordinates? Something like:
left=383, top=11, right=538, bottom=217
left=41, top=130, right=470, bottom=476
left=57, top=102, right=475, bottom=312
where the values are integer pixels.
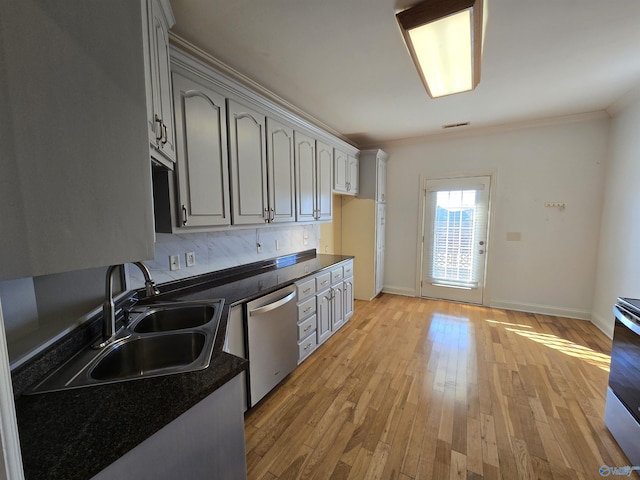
left=169, top=254, right=180, bottom=271
left=185, top=252, right=195, bottom=267
left=303, top=234, right=308, bottom=246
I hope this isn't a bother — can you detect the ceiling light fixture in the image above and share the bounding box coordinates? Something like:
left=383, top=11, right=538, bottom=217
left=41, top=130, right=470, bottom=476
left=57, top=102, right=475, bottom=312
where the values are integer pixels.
left=396, top=0, right=486, bottom=98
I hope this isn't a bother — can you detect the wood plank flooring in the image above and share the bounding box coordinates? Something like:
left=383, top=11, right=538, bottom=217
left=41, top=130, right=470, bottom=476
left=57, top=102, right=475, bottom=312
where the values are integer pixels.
left=244, top=294, right=631, bottom=480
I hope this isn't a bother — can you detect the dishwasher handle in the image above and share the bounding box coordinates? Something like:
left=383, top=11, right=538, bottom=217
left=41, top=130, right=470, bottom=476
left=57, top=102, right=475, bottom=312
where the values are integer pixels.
left=249, top=290, right=296, bottom=316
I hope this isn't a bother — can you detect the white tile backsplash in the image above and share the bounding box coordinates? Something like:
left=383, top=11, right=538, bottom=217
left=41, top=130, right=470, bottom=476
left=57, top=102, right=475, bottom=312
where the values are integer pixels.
left=129, top=225, right=319, bottom=288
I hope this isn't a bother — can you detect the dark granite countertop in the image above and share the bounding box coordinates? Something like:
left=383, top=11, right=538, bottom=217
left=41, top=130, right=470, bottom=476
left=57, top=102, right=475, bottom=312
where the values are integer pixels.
left=13, top=250, right=353, bottom=480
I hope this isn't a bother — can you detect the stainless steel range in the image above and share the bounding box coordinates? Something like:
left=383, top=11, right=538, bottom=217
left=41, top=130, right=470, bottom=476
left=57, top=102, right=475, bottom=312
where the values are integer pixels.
left=605, top=297, right=640, bottom=465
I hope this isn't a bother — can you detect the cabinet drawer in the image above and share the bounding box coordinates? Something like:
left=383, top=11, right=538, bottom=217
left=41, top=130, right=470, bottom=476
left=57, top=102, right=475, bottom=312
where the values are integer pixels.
left=316, top=272, right=331, bottom=291
left=298, top=314, right=316, bottom=341
left=297, top=296, right=316, bottom=320
left=297, top=278, right=316, bottom=302
left=298, top=332, right=318, bottom=362
left=331, top=267, right=343, bottom=284
left=343, top=260, right=354, bottom=278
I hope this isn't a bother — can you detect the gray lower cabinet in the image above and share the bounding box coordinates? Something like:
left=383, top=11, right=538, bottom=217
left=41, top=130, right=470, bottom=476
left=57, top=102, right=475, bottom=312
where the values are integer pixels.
left=296, top=259, right=354, bottom=363
left=296, top=280, right=318, bottom=364
left=91, top=375, right=247, bottom=480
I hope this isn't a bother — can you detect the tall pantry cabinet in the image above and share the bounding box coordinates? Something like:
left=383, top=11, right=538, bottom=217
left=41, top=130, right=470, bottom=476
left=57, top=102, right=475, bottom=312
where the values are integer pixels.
left=342, top=149, right=388, bottom=300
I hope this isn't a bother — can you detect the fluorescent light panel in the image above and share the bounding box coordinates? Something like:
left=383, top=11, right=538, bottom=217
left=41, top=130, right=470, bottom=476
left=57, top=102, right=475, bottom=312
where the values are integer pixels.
left=397, top=0, right=483, bottom=98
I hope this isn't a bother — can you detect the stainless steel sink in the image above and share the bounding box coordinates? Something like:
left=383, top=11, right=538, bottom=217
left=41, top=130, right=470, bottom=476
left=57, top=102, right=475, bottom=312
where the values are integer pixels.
left=26, top=299, right=224, bottom=395
left=130, top=304, right=217, bottom=333
left=90, top=333, right=207, bottom=381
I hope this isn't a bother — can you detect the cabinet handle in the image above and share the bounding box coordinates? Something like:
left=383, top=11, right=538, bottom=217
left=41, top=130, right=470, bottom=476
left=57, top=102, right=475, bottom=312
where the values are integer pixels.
left=181, top=205, right=188, bottom=225
left=264, top=208, right=270, bottom=223
left=303, top=287, right=311, bottom=294
left=303, top=306, right=312, bottom=314
left=161, top=123, right=168, bottom=145
left=347, top=182, right=350, bottom=192
left=304, top=325, right=312, bottom=332
left=304, top=343, right=312, bottom=351
left=270, top=207, right=275, bottom=222
left=321, top=280, right=328, bottom=286
left=154, top=115, right=163, bottom=142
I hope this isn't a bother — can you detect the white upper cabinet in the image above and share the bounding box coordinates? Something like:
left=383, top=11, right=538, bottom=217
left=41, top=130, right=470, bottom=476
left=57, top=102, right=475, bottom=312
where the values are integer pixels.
left=348, top=155, right=359, bottom=195
left=0, top=1, right=154, bottom=281
left=172, top=71, right=231, bottom=228
left=228, top=100, right=269, bottom=225
left=334, top=150, right=349, bottom=193
left=227, top=100, right=297, bottom=225
left=316, top=141, right=333, bottom=221
left=266, top=118, right=296, bottom=223
left=144, top=0, right=177, bottom=167
left=333, top=149, right=359, bottom=196
left=295, top=136, right=333, bottom=222
left=295, top=132, right=317, bottom=222
left=376, top=156, right=387, bottom=203
left=358, top=149, right=388, bottom=202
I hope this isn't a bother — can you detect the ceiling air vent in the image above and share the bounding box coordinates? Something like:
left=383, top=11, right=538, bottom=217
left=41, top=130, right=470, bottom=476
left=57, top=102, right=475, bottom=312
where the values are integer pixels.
left=442, top=122, right=470, bottom=129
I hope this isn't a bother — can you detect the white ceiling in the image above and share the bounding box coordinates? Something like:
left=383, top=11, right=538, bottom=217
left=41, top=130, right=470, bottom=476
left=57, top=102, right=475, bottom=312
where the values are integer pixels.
left=169, top=0, right=640, bottom=147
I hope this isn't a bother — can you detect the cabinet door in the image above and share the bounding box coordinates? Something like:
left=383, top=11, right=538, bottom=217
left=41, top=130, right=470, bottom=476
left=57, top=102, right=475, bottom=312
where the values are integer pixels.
left=148, top=0, right=176, bottom=165
left=316, top=141, right=333, bottom=221
left=377, top=157, right=387, bottom=203
left=331, top=283, right=344, bottom=331
left=343, top=278, right=354, bottom=321
left=375, top=203, right=386, bottom=295
left=348, top=155, right=359, bottom=195
left=333, top=149, right=348, bottom=193
left=295, top=132, right=316, bottom=221
left=173, top=72, right=231, bottom=227
left=266, top=118, right=296, bottom=223
left=228, top=100, right=268, bottom=225
left=316, top=291, right=332, bottom=344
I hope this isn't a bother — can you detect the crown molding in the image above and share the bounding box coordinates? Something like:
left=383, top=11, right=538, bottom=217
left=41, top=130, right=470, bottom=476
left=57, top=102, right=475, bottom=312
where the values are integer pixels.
left=606, top=83, right=640, bottom=117
left=168, top=33, right=358, bottom=153
left=367, top=110, right=610, bottom=150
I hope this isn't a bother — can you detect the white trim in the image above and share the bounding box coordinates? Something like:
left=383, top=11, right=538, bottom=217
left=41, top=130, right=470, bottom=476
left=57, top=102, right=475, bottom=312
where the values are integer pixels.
left=489, top=299, right=591, bottom=321
left=0, top=299, right=25, bottom=479
left=606, top=82, right=640, bottom=116
left=590, top=311, right=614, bottom=339
left=416, top=171, right=497, bottom=306
left=372, top=111, right=609, bottom=150
left=168, top=34, right=358, bottom=155
left=382, top=286, right=416, bottom=297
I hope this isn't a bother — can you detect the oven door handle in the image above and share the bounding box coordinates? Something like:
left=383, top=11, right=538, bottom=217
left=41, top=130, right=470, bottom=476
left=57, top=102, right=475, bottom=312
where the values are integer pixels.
left=614, top=304, right=640, bottom=336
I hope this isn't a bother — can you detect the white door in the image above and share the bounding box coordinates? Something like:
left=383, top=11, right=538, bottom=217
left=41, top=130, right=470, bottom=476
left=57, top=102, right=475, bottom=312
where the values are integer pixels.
left=420, top=176, right=491, bottom=304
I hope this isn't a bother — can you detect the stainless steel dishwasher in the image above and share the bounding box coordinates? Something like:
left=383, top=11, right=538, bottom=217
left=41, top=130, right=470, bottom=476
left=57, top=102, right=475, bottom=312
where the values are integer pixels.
left=246, top=284, right=298, bottom=407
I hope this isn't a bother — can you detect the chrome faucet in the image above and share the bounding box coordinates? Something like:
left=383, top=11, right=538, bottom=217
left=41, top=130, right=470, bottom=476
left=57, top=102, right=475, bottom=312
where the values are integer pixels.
left=95, top=261, right=160, bottom=348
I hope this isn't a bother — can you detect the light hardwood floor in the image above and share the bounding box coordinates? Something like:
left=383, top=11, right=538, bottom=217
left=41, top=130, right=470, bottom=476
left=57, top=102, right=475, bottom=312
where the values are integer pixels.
left=244, top=294, right=631, bottom=479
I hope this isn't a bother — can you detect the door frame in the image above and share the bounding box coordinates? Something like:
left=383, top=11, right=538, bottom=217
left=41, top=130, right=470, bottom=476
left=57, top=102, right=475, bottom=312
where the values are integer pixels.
left=414, top=170, right=497, bottom=306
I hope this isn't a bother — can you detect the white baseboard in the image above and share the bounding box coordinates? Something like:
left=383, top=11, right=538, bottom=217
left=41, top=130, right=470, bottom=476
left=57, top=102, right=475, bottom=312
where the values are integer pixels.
left=381, top=286, right=416, bottom=297
left=590, top=311, right=614, bottom=339
left=489, top=299, right=591, bottom=321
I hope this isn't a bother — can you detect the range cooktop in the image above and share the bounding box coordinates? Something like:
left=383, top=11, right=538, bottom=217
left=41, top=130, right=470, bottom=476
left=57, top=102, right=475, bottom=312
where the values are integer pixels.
left=618, top=297, right=640, bottom=315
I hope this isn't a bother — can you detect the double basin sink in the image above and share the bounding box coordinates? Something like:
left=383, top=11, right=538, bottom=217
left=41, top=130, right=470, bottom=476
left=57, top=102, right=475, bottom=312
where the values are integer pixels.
left=27, top=300, right=224, bottom=395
